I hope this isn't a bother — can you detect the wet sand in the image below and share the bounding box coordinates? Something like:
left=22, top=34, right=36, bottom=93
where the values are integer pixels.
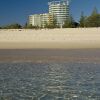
left=0, top=28, right=100, bottom=62
left=0, top=49, right=100, bottom=63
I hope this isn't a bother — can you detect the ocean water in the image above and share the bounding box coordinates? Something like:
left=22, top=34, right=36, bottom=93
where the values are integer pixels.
left=0, top=62, right=100, bottom=100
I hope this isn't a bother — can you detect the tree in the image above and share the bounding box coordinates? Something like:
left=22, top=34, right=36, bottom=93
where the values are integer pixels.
left=3, top=23, right=22, bottom=29
left=44, top=18, right=59, bottom=29
left=52, top=17, right=59, bottom=28
left=44, top=21, right=49, bottom=28
left=24, top=23, right=40, bottom=29
left=23, top=22, right=28, bottom=29
left=23, top=23, right=33, bottom=29
left=79, top=12, right=86, bottom=27
left=91, top=7, right=98, bottom=16
left=85, top=7, right=100, bottom=27
left=63, top=15, right=75, bottom=28
left=73, top=22, right=79, bottom=28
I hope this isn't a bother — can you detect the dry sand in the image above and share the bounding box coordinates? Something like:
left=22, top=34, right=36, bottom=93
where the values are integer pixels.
left=0, top=28, right=100, bottom=49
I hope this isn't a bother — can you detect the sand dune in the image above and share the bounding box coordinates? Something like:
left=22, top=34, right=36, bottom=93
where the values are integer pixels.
left=0, top=28, right=100, bottom=49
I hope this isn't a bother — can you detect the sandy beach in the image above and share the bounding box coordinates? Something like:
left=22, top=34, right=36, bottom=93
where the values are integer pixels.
left=0, top=28, right=100, bottom=49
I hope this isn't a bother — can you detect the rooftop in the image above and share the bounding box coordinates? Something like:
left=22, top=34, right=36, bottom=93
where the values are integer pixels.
left=48, top=0, right=69, bottom=6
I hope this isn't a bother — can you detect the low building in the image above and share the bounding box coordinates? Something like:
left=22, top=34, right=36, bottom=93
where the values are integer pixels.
left=29, top=14, right=41, bottom=27
left=29, top=13, right=54, bottom=28
left=41, top=13, right=54, bottom=27
left=41, top=13, right=50, bottom=28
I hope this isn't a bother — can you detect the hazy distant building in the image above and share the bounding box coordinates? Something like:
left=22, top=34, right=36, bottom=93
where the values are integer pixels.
left=48, top=0, right=70, bottom=27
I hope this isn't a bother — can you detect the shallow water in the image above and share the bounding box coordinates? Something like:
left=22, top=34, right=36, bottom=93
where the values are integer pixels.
left=0, top=62, right=100, bottom=100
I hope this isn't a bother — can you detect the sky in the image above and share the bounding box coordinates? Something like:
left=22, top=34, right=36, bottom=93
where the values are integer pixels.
left=0, top=0, right=100, bottom=26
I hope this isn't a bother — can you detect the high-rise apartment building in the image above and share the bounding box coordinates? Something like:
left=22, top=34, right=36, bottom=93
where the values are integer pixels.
left=48, top=0, right=70, bottom=27
left=28, top=0, right=70, bottom=28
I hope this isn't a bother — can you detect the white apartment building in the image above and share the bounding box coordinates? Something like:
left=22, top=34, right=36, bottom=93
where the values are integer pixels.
left=48, top=0, right=70, bottom=27
left=41, top=13, right=54, bottom=27
left=29, top=14, right=41, bottom=27
left=41, top=13, right=50, bottom=27
left=29, top=13, right=54, bottom=28
left=28, top=0, right=70, bottom=28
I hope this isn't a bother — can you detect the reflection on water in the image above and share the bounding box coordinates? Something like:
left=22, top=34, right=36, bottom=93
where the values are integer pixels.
left=0, top=62, right=100, bottom=100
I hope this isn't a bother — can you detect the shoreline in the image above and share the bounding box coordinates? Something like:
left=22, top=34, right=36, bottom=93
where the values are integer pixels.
left=0, top=48, right=100, bottom=63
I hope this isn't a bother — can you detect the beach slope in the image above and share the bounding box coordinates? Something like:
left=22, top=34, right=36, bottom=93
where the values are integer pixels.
left=0, top=28, right=100, bottom=49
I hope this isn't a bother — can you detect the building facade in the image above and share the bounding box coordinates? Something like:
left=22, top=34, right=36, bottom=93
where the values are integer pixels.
left=41, top=13, right=54, bottom=27
left=48, top=0, right=70, bottom=27
left=29, top=13, right=54, bottom=28
left=29, top=14, right=41, bottom=27
left=28, top=0, right=70, bottom=28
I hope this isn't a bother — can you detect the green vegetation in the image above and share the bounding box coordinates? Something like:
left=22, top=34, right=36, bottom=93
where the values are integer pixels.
left=24, top=23, right=40, bottom=29
left=80, top=7, right=100, bottom=27
left=2, top=23, right=22, bottom=29
left=44, top=23, right=59, bottom=29
left=85, top=8, right=100, bottom=27
left=63, top=15, right=76, bottom=28
left=44, top=18, right=59, bottom=29
left=0, top=7, right=100, bottom=29
left=79, top=12, right=86, bottom=27
left=63, top=15, right=79, bottom=28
